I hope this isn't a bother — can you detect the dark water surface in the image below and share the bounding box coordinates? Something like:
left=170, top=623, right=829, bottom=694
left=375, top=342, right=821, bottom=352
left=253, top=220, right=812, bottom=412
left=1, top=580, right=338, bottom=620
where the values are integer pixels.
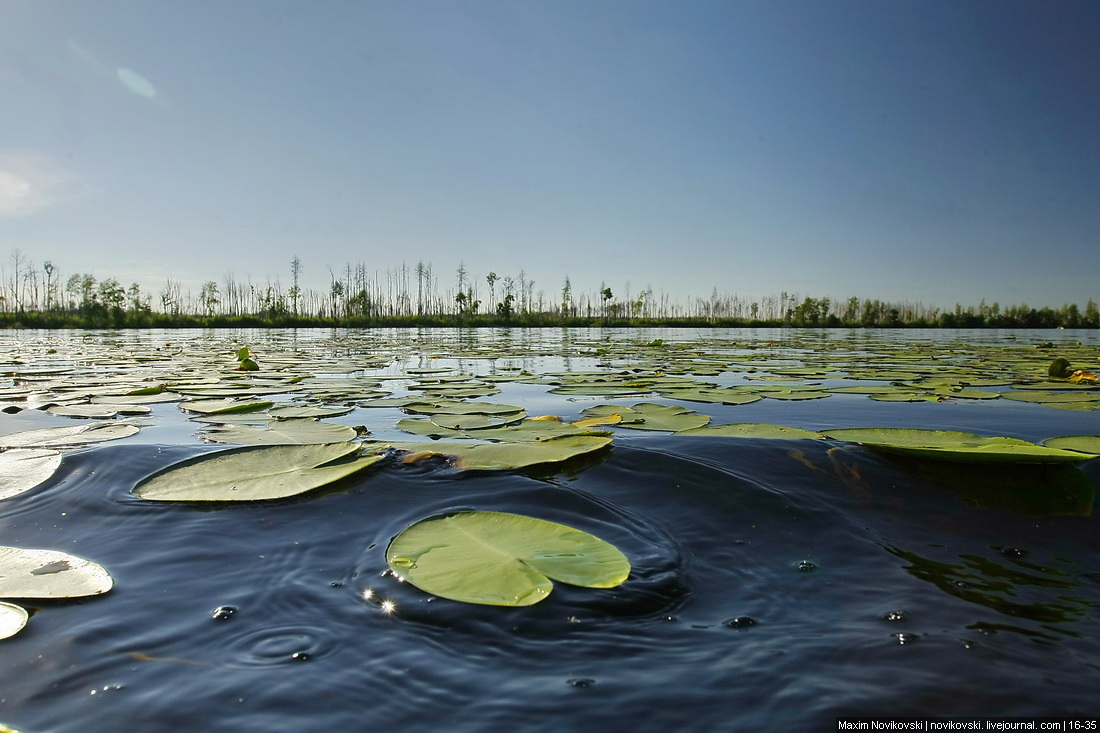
left=1, top=328, right=1098, bottom=731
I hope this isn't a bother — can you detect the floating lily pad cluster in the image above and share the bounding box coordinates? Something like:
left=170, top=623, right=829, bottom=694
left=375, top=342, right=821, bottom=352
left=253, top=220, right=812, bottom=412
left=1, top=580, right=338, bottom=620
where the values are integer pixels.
left=1, top=330, right=1098, bottom=613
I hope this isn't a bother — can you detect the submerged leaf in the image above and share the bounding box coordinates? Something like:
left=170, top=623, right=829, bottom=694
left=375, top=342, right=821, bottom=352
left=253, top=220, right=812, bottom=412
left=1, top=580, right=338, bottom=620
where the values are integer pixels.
left=0, top=449, right=63, bottom=500
left=0, top=547, right=113, bottom=599
left=675, top=423, right=821, bottom=439
left=387, top=510, right=630, bottom=606
left=133, top=443, right=383, bottom=501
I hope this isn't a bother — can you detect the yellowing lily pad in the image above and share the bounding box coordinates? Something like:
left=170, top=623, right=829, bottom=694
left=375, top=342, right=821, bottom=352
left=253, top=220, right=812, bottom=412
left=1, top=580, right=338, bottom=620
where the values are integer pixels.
left=133, top=443, right=383, bottom=501
left=387, top=510, right=631, bottom=606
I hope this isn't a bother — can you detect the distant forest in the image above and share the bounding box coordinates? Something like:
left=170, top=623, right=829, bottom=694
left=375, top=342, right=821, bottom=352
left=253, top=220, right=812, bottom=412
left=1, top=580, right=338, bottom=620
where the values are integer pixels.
left=0, top=250, right=1097, bottom=329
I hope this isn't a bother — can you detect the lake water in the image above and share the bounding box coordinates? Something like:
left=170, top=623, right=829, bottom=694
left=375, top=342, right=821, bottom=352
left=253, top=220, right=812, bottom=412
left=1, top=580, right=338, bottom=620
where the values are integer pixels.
left=1, top=328, right=1098, bottom=731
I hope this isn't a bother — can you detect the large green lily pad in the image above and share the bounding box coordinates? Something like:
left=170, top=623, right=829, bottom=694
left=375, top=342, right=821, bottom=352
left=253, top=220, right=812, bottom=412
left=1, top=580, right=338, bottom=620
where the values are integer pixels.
left=387, top=510, right=631, bottom=606
left=0, top=546, right=114, bottom=599
left=133, top=443, right=383, bottom=501
left=825, top=428, right=1093, bottom=464
left=0, top=449, right=63, bottom=500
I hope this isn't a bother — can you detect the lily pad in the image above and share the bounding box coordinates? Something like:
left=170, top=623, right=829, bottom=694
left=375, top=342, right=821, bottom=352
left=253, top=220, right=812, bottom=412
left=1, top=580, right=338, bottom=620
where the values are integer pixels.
left=0, top=449, right=63, bottom=500
left=0, top=601, right=28, bottom=640
left=266, top=404, right=355, bottom=419
left=429, top=412, right=527, bottom=430
left=824, top=428, right=1093, bottom=464
left=1001, top=390, right=1100, bottom=404
left=387, top=510, right=631, bottom=606
left=580, top=403, right=710, bottom=431
left=48, top=403, right=151, bottom=418
left=402, top=400, right=526, bottom=416
left=199, top=420, right=358, bottom=445
left=655, top=387, right=762, bottom=405
left=133, top=443, right=384, bottom=501
left=675, top=423, right=821, bottom=439
left=0, top=546, right=113, bottom=599
left=1042, top=435, right=1100, bottom=455
left=179, top=397, right=275, bottom=415
left=397, top=415, right=612, bottom=442
left=0, top=422, right=139, bottom=449
left=387, top=435, right=612, bottom=470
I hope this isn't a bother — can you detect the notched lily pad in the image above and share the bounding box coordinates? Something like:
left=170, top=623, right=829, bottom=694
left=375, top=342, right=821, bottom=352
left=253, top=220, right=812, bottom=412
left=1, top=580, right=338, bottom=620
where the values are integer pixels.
left=133, top=443, right=384, bottom=501
left=387, top=510, right=631, bottom=606
left=0, top=547, right=113, bottom=599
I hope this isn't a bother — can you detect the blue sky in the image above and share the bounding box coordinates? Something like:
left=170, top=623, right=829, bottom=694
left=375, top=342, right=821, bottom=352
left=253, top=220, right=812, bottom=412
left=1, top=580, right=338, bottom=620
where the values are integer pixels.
left=2, top=0, right=1097, bottom=309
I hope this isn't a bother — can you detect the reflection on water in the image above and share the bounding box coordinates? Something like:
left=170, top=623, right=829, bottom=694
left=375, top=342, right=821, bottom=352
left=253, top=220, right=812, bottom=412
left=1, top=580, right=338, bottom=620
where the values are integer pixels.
left=887, top=546, right=1085, bottom=631
left=0, top=328, right=1098, bottom=730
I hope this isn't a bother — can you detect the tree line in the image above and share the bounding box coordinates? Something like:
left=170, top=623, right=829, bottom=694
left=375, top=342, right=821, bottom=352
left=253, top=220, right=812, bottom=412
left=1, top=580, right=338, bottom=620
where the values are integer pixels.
left=0, top=249, right=1096, bottom=329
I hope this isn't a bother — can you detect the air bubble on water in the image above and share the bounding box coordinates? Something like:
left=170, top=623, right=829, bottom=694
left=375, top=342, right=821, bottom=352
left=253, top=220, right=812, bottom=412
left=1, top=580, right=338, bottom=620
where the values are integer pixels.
left=999, top=546, right=1028, bottom=558
left=723, top=616, right=758, bottom=629
left=567, top=678, right=596, bottom=688
left=291, top=651, right=310, bottom=662
left=797, top=560, right=816, bottom=572
left=212, top=605, right=238, bottom=621
left=881, top=610, right=906, bottom=622
left=893, top=633, right=919, bottom=645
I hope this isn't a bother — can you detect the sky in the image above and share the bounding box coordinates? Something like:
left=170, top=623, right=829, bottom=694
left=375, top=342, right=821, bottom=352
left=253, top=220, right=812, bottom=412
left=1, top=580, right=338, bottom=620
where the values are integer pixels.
left=1, top=0, right=1098, bottom=310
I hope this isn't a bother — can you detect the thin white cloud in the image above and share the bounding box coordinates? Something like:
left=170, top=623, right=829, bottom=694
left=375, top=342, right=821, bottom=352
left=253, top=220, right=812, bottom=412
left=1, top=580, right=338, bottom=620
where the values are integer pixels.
left=0, top=151, right=94, bottom=217
left=117, top=67, right=157, bottom=99
left=68, top=40, right=165, bottom=104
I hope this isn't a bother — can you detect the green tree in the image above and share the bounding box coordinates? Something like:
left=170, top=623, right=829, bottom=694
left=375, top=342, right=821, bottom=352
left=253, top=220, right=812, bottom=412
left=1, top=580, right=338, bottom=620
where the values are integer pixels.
left=199, top=281, right=220, bottom=317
